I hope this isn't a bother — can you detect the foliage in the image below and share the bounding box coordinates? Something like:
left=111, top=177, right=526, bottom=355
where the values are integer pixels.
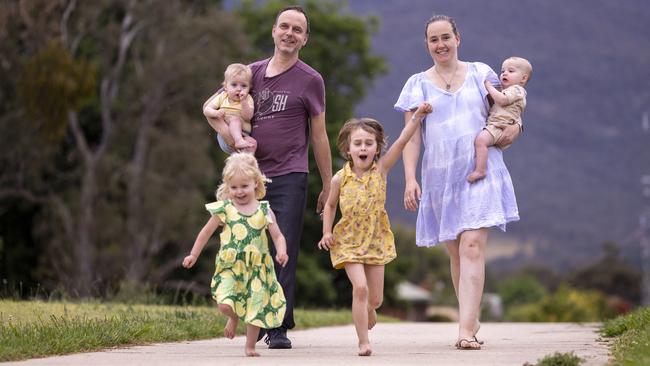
left=497, top=274, right=547, bottom=309
left=0, top=0, right=243, bottom=296
left=567, top=242, right=641, bottom=305
left=0, top=300, right=375, bottom=362
left=506, top=284, right=613, bottom=322
left=602, top=307, right=650, bottom=366
left=525, top=352, right=583, bottom=366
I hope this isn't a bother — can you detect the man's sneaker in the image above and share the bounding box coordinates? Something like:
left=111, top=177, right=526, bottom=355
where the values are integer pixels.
left=264, top=327, right=292, bottom=349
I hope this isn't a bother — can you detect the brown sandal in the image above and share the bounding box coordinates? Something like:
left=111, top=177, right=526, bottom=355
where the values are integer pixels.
left=454, top=336, right=484, bottom=348
left=456, top=338, right=481, bottom=350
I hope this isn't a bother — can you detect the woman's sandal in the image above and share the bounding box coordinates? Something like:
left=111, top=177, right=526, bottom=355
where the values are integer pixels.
left=455, top=338, right=482, bottom=350
left=454, top=336, right=484, bottom=348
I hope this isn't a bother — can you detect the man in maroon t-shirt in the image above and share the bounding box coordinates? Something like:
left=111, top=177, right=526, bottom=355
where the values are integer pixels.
left=203, top=6, right=332, bottom=349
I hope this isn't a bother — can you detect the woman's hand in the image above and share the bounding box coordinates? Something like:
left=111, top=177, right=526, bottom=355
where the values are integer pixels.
left=318, top=233, right=334, bottom=251
left=404, top=179, right=421, bottom=211
left=493, top=122, right=521, bottom=147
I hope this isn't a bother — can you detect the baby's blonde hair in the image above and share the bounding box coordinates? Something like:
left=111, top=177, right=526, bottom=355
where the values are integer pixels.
left=506, top=56, right=533, bottom=84
left=223, top=63, right=252, bottom=85
left=216, top=153, right=270, bottom=200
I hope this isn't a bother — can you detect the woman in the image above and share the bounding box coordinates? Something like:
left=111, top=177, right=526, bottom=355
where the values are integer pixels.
left=394, top=15, right=521, bottom=350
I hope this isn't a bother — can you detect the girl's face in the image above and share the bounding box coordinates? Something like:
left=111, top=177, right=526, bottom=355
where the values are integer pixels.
left=227, top=173, right=257, bottom=206
left=224, top=75, right=250, bottom=102
left=347, top=128, right=378, bottom=171
left=426, top=20, right=460, bottom=64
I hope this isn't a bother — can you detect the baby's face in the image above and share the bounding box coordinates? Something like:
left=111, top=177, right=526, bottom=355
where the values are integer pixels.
left=500, top=59, right=528, bottom=88
left=224, top=75, right=251, bottom=101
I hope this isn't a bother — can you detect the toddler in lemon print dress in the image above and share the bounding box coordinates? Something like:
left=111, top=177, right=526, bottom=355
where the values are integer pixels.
left=183, top=153, right=288, bottom=357
left=318, top=102, right=432, bottom=357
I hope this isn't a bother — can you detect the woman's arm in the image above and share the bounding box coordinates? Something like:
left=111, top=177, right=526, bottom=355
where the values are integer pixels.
left=403, top=110, right=422, bottom=211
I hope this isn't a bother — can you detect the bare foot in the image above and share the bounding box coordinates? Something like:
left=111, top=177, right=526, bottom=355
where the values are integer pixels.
left=467, top=171, right=486, bottom=183
left=224, top=316, right=238, bottom=339
left=367, top=308, right=377, bottom=330
left=234, top=139, right=252, bottom=150
left=245, top=348, right=260, bottom=357
left=358, top=343, right=372, bottom=356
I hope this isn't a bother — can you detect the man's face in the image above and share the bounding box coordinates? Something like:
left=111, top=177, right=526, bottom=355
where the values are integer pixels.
left=272, top=10, right=309, bottom=56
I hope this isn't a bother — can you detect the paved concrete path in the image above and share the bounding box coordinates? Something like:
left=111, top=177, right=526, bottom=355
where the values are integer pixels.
left=5, top=323, right=610, bottom=366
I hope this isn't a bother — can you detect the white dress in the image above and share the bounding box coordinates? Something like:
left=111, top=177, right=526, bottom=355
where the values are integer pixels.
left=394, top=62, right=520, bottom=246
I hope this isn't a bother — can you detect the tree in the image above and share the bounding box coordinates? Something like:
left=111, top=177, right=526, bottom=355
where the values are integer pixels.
left=0, top=0, right=247, bottom=297
left=235, top=0, right=388, bottom=306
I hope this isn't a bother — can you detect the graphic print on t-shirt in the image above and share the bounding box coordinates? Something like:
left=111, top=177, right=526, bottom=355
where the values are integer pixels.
left=253, top=88, right=290, bottom=122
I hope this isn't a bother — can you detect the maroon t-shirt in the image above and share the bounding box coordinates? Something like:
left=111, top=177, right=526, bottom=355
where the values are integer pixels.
left=249, top=58, right=325, bottom=177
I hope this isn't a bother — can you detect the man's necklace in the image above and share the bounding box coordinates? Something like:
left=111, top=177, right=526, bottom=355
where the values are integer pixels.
left=434, top=63, right=459, bottom=91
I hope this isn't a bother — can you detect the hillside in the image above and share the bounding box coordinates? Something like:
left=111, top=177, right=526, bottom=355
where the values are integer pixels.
left=346, top=0, right=650, bottom=271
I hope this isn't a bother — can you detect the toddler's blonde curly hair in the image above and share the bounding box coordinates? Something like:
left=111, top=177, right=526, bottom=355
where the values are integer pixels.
left=216, top=153, right=270, bottom=200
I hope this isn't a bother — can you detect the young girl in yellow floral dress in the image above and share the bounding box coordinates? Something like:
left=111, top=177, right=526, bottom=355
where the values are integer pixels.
left=318, top=102, right=432, bottom=356
left=182, top=153, right=288, bottom=357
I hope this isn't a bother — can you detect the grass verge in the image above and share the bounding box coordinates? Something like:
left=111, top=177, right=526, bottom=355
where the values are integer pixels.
left=0, top=300, right=390, bottom=362
left=601, top=306, right=650, bottom=366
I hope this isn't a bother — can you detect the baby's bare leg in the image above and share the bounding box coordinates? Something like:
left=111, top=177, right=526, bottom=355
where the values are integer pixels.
left=217, top=303, right=238, bottom=339
left=468, top=130, right=495, bottom=183
left=226, top=115, right=252, bottom=149
left=245, top=324, right=261, bottom=357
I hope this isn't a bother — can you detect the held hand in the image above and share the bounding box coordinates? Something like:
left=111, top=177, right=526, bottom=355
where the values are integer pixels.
left=182, top=254, right=197, bottom=268
left=414, top=102, right=433, bottom=120
left=318, top=233, right=334, bottom=251
left=404, top=180, right=421, bottom=211
left=484, top=80, right=492, bottom=89
left=275, top=251, right=289, bottom=267
left=493, top=122, right=520, bottom=147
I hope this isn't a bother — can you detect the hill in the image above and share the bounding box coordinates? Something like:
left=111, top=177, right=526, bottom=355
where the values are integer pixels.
left=346, top=0, right=650, bottom=271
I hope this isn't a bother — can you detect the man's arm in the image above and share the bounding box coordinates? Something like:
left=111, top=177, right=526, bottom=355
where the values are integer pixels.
left=309, top=112, right=332, bottom=213
left=203, top=92, right=234, bottom=147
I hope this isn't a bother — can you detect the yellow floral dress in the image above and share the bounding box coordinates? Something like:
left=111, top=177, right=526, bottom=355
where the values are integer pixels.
left=206, top=200, right=286, bottom=328
left=330, top=163, right=396, bottom=269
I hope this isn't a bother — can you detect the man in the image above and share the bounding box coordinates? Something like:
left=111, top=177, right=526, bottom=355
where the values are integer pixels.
left=203, top=6, right=332, bottom=349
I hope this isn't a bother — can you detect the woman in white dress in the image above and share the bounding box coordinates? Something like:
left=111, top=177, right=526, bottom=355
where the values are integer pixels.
left=395, top=14, right=521, bottom=350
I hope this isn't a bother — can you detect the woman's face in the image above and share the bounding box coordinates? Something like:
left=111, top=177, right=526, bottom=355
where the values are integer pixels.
left=426, top=20, right=460, bottom=64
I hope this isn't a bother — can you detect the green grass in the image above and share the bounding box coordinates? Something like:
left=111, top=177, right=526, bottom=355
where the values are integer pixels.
left=601, top=306, right=650, bottom=366
left=0, top=300, right=386, bottom=362
left=530, top=352, right=583, bottom=366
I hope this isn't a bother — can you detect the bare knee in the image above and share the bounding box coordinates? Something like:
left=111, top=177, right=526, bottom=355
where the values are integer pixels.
left=218, top=303, right=233, bottom=315
left=460, top=237, right=484, bottom=262
left=353, top=284, right=369, bottom=302
left=368, top=295, right=383, bottom=310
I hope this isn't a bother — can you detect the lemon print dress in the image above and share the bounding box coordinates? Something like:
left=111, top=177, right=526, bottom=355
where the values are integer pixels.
left=330, top=163, right=396, bottom=269
left=206, top=199, right=286, bottom=328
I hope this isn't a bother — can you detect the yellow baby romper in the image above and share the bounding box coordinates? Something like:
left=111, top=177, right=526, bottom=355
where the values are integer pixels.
left=330, top=162, right=396, bottom=269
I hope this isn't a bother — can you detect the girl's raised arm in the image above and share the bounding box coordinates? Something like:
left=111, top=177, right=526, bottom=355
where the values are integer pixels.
left=379, top=102, right=432, bottom=177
